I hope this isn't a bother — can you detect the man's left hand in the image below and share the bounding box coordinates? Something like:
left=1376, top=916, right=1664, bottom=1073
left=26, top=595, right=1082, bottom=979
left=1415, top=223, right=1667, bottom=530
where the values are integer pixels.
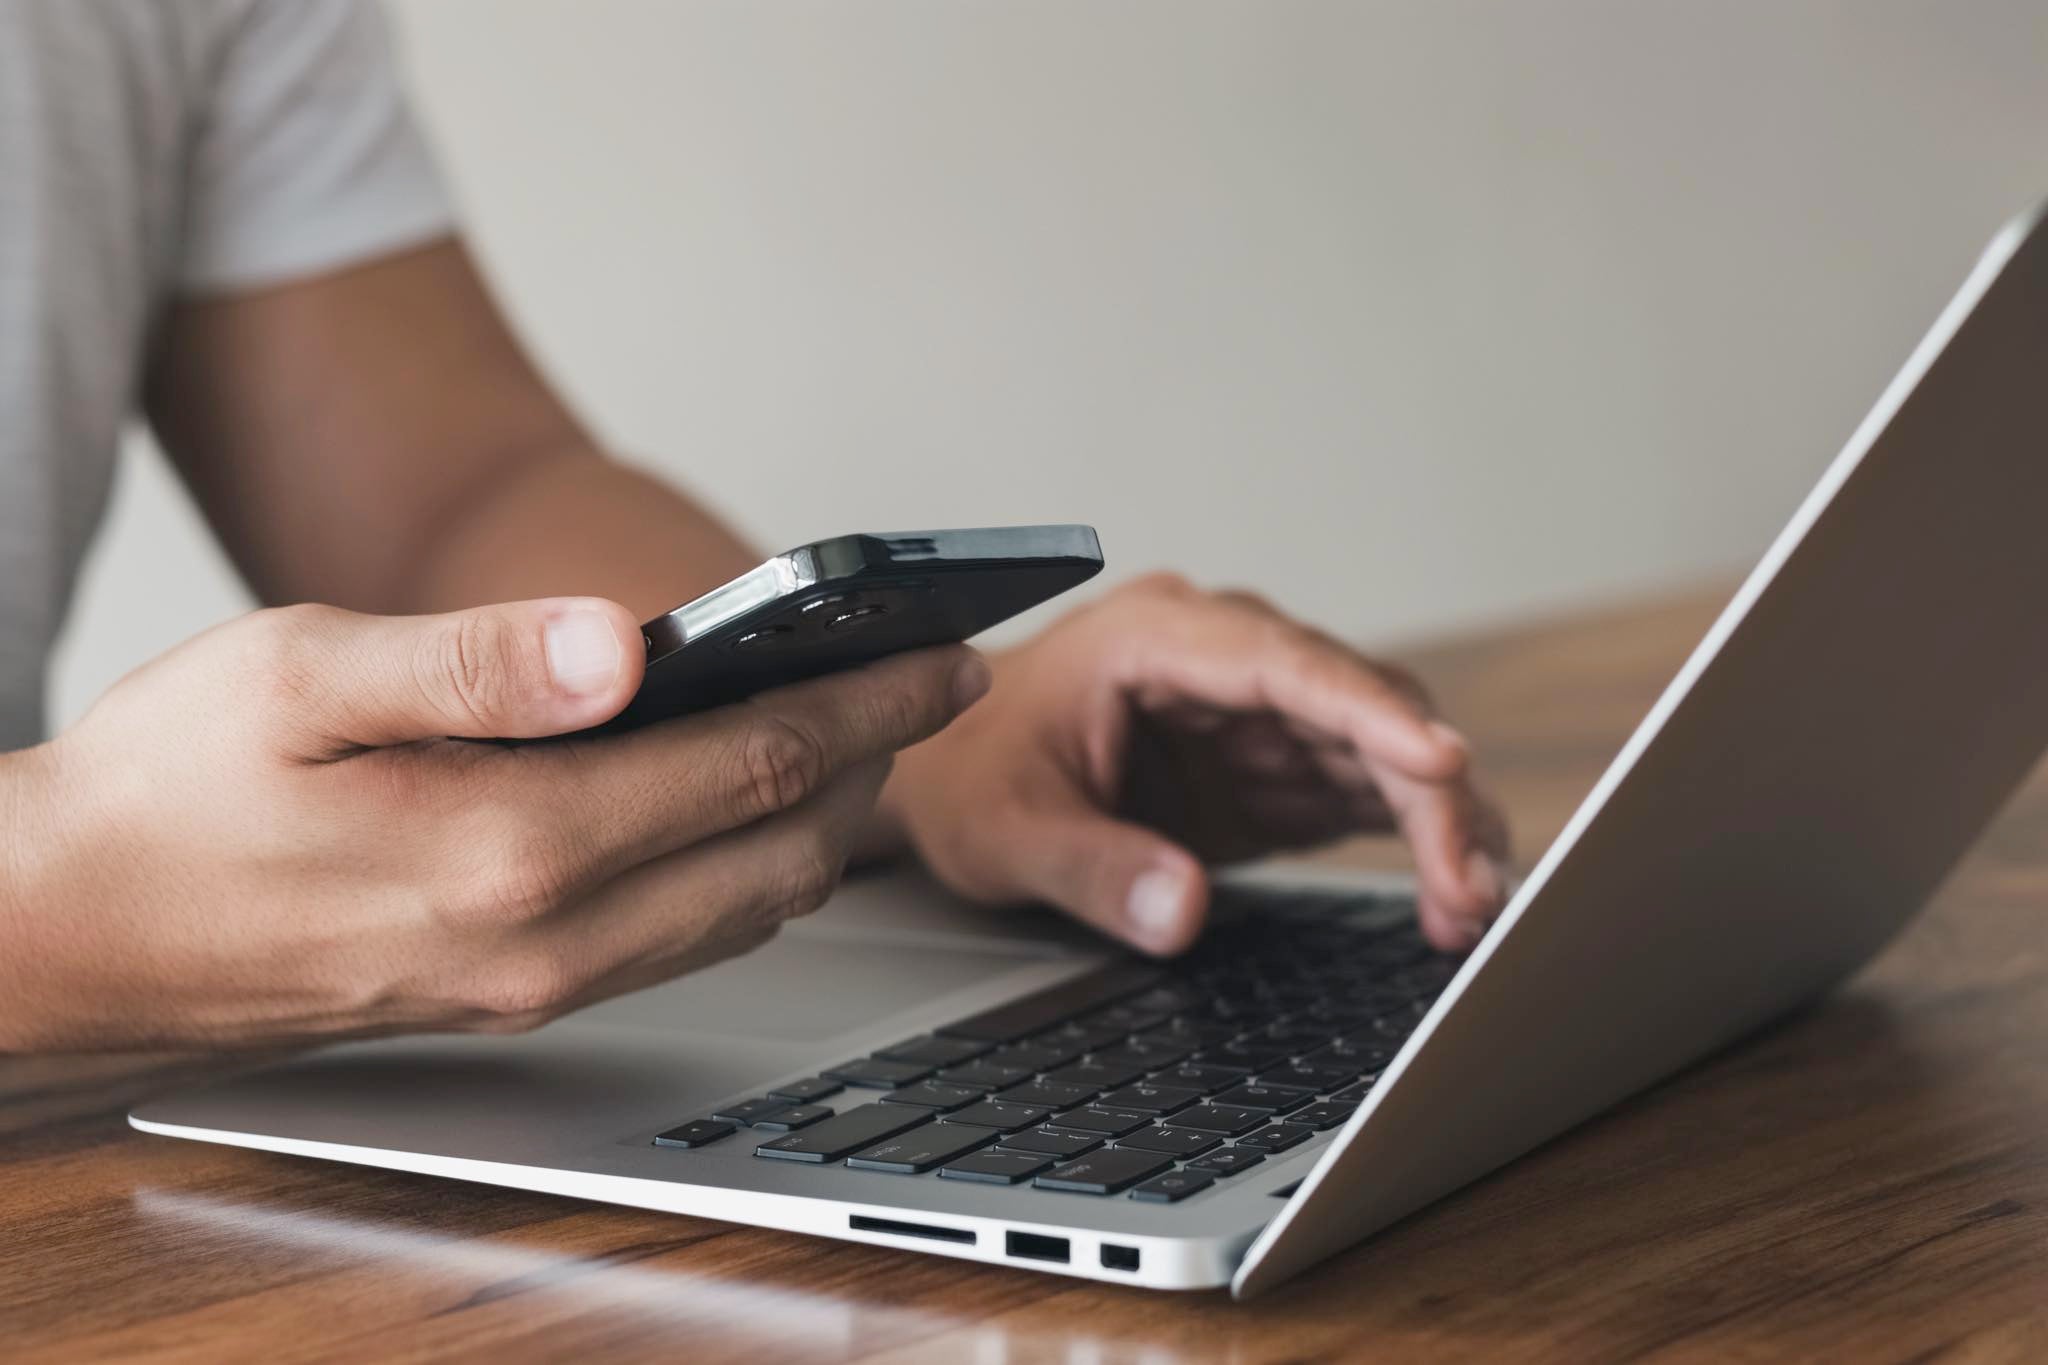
left=882, top=573, right=1512, bottom=955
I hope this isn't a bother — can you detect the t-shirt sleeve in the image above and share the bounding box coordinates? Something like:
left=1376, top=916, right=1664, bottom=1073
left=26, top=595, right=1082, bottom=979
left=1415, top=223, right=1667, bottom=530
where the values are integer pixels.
left=178, top=0, right=455, bottom=293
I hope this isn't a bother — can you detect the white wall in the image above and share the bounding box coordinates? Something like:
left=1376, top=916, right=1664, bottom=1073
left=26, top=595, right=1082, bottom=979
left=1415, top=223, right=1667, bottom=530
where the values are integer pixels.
left=50, top=0, right=2048, bottom=725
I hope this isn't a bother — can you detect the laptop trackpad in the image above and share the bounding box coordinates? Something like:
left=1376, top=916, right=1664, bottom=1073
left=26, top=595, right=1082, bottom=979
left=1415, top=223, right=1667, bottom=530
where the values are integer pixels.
left=567, top=930, right=1049, bottom=1044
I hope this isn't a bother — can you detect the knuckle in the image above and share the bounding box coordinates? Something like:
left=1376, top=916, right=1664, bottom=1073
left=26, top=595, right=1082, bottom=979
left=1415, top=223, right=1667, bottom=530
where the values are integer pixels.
left=429, top=612, right=510, bottom=731
left=732, top=714, right=830, bottom=819
left=465, top=952, right=578, bottom=1021
left=240, top=604, right=340, bottom=711
left=1122, top=569, right=1197, bottom=601
left=458, top=817, right=582, bottom=924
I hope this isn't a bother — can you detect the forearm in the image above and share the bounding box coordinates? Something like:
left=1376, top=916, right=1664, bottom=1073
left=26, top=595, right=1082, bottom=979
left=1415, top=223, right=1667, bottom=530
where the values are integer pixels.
left=388, top=446, right=761, bottom=620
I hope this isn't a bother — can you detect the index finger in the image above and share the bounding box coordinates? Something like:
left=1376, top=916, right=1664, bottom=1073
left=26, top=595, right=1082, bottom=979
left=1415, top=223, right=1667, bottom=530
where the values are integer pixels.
left=474, top=643, right=990, bottom=891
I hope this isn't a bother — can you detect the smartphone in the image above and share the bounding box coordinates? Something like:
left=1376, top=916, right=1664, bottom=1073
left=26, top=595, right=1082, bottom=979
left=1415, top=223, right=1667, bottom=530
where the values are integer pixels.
left=596, top=525, right=1104, bottom=733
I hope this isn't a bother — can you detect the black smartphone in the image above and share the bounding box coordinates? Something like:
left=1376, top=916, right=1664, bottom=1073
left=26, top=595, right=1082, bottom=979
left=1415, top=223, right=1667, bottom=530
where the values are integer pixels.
left=597, top=525, right=1104, bottom=733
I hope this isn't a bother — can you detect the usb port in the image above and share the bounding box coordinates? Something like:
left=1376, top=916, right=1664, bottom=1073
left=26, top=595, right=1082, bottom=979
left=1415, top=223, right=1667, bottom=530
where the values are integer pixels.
left=1005, top=1231, right=1071, bottom=1263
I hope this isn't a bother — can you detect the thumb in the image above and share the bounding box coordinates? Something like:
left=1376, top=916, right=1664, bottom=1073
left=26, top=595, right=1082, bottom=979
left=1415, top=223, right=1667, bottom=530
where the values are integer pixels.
left=290, top=597, right=644, bottom=746
left=1001, top=805, right=1210, bottom=956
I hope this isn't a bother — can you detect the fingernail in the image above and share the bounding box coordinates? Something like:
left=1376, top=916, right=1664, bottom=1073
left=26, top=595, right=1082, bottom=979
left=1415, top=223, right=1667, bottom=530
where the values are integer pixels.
left=1464, top=847, right=1506, bottom=906
left=545, top=609, right=622, bottom=697
left=951, top=653, right=993, bottom=711
left=1126, top=865, right=1189, bottom=946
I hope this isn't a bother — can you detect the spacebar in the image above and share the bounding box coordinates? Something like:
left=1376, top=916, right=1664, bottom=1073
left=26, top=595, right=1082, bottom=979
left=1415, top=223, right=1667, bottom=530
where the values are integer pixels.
left=937, top=963, right=1167, bottom=1043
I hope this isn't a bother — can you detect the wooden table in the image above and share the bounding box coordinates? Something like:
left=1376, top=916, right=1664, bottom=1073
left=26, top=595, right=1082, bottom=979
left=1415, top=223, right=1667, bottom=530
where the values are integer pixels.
left=10, top=586, right=2048, bottom=1362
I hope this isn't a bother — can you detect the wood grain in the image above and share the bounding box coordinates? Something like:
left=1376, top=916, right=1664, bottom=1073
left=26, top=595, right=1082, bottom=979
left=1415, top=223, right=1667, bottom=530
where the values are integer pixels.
left=9, top=585, right=2048, bottom=1363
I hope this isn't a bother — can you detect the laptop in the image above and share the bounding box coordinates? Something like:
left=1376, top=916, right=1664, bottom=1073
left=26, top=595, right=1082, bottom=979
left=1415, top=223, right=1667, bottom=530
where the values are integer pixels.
left=132, top=200, right=2048, bottom=1297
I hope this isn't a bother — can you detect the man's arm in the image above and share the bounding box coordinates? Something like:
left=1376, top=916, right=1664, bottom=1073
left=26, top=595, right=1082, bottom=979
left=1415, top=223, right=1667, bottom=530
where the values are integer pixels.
left=146, top=238, right=758, bottom=622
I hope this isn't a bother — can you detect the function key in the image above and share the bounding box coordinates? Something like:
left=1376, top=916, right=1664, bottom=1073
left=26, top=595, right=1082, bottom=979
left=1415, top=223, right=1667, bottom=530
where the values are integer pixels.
left=651, top=1119, right=735, bottom=1149
left=767, top=1077, right=843, bottom=1104
left=874, top=1035, right=992, bottom=1068
left=1131, top=1169, right=1216, bottom=1203
left=938, top=1150, right=1053, bottom=1185
left=823, top=1058, right=932, bottom=1090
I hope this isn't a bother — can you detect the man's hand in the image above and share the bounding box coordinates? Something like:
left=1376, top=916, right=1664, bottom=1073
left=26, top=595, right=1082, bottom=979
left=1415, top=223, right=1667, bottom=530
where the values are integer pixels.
left=886, top=574, right=1510, bottom=956
left=0, top=599, right=987, bottom=1051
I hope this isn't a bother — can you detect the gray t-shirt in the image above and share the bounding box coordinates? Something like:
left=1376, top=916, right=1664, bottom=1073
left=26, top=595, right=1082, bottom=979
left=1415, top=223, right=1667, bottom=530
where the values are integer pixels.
left=0, top=0, right=452, bottom=751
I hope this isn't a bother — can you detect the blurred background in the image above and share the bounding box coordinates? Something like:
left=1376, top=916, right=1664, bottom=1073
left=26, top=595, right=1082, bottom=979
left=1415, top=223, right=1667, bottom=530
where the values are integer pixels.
left=49, top=0, right=2048, bottom=726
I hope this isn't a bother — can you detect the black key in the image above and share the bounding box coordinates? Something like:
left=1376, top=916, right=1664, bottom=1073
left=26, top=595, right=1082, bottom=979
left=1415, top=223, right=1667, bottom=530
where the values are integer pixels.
left=1263, top=1059, right=1361, bottom=1091
left=1043, top=1061, right=1144, bottom=1091
left=1172, top=1104, right=1269, bottom=1136
left=1081, top=1003, right=1172, bottom=1034
left=1047, top=1107, right=1155, bottom=1137
left=997, top=1128, right=1103, bottom=1159
left=1114, top=1126, right=1223, bottom=1158
left=996, top=1080, right=1098, bottom=1110
left=874, top=1034, right=992, bottom=1068
left=824, top=1058, right=932, bottom=1090
left=1093, top=1037, right=1194, bottom=1070
left=711, top=1097, right=798, bottom=1126
left=755, top=1104, right=931, bottom=1163
left=652, top=1119, right=734, bottom=1149
left=1234, top=1122, right=1314, bottom=1153
left=1331, top=1075, right=1382, bottom=1104
left=987, top=1039, right=1085, bottom=1072
left=1213, top=1083, right=1313, bottom=1114
left=1131, top=1169, right=1216, bottom=1203
left=1034, top=1021, right=1134, bottom=1053
left=751, top=1104, right=833, bottom=1131
left=767, top=1077, right=843, bottom=1104
left=1293, top=1102, right=1358, bottom=1131
left=1095, top=1083, right=1201, bottom=1115
left=938, top=1150, right=1052, bottom=1185
left=939, top=963, right=1166, bottom=1043
left=1199, top=1040, right=1294, bottom=1072
left=1138, top=1018, right=1238, bottom=1048
left=1034, top=1148, right=1174, bottom=1195
left=1150, top=1064, right=1243, bottom=1096
left=942, top=1100, right=1053, bottom=1133
left=846, top=1124, right=995, bottom=1173
left=1317, top=1038, right=1398, bottom=1071
left=937, top=1060, right=1040, bottom=1090
left=1187, top=1146, right=1266, bottom=1177
left=881, top=1079, right=989, bottom=1112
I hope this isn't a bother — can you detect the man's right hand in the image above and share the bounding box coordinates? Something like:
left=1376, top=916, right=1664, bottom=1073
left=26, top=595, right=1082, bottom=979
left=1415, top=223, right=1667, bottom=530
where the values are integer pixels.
left=0, top=598, right=988, bottom=1051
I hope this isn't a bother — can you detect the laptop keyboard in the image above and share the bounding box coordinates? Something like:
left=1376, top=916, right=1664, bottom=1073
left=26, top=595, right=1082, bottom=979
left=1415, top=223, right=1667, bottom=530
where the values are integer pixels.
left=647, top=884, right=1457, bottom=1204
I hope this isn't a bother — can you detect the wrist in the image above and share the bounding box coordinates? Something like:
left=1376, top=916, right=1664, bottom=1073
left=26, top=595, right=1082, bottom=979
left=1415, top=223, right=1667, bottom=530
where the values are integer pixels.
left=0, top=741, right=67, bottom=1051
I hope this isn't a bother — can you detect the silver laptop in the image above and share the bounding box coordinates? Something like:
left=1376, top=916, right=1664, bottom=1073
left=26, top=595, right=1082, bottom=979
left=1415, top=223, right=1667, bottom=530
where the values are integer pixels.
left=133, top=200, right=2048, bottom=1296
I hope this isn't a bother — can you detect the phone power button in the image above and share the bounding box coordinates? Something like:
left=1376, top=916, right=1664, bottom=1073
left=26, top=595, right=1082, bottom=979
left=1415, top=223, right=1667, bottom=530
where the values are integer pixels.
left=825, top=604, right=889, bottom=633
